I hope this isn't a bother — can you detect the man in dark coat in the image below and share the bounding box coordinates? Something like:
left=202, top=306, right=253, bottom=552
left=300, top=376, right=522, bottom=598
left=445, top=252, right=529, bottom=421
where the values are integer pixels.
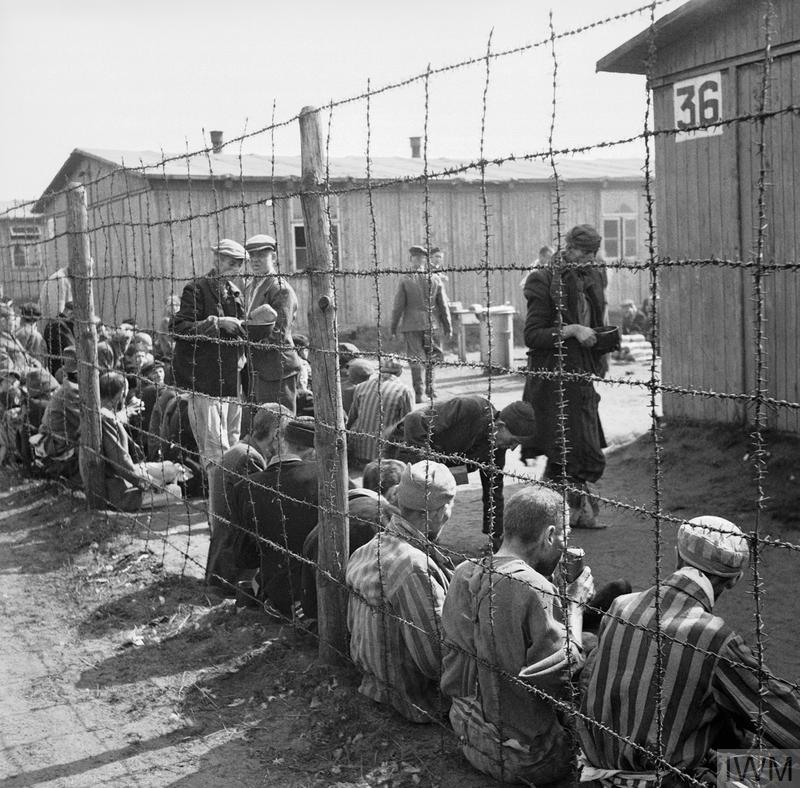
left=230, top=417, right=319, bottom=616
left=387, top=395, right=537, bottom=545
left=523, top=224, right=609, bottom=529
left=171, top=239, right=246, bottom=475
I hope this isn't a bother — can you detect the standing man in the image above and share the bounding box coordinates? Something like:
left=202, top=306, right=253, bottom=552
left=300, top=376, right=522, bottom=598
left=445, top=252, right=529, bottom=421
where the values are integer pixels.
left=523, top=224, right=609, bottom=529
left=441, top=486, right=595, bottom=785
left=390, top=245, right=452, bottom=403
left=389, top=395, right=537, bottom=547
left=171, top=239, right=247, bottom=476
left=347, top=460, right=457, bottom=723
left=242, top=234, right=302, bottom=414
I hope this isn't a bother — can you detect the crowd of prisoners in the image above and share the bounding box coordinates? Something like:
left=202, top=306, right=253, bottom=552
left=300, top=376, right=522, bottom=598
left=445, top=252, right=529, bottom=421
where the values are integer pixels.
left=0, top=226, right=796, bottom=786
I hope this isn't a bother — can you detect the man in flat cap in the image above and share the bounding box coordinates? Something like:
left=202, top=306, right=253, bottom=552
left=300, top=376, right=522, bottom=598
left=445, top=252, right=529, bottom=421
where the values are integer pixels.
left=172, top=239, right=247, bottom=476
left=390, top=245, right=452, bottom=403
left=523, top=224, right=610, bottom=529
left=347, top=460, right=457, bottom=723
left=346, top=355, right=413, bottom=465
left=580, top=516, right=800, bottom=784
left=230, top=414, right=319, bottom=615
left=388, top=395, right=537, bottom=547
left=242, top=234, right=302, bottom=415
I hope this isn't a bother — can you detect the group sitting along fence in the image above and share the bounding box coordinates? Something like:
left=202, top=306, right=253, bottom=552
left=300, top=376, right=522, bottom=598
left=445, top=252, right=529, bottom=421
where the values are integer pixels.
left=1, top=1, right=799, bottom=784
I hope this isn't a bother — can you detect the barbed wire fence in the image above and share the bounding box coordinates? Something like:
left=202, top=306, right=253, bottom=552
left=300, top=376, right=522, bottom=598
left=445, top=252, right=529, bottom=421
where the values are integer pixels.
left=1, top=0, right=798, bottom=784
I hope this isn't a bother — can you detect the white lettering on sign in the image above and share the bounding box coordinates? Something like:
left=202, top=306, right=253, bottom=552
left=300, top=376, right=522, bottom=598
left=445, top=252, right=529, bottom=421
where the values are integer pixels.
left=673, top=72, right=723, bottom=141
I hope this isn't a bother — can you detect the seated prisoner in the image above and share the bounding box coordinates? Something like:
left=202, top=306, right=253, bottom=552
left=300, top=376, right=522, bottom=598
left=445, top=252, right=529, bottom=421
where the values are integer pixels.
left=440, top=486, right=595, bottom=786
left=230, top=416, right=319, bottom=616
left=205, top=403, right=289, bottom=593
left=579, top=516, right=800, bottom=785
left=99, top=371, right=188, bottom=511
left=301, top=458, right=406, bottom=620
left=346, top=461, right=456, bottom=723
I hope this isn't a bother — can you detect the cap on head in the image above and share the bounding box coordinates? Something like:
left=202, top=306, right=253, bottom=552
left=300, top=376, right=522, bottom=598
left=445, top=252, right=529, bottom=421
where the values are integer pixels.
left=20, top=302, right=42, bottom=320
left=212, top=238, right=247, bottom=261
left=429, top=246, right=442, bottom=255
left=498, top=401, right=537, bottom=439
left=397, top=461, right=456, bottom=511
left=245, top=234, right=277, bottom=253
left=284, top=416, right=316, bottom=449
left=348, top=359, right=375, bottom=384
left=249, top=303, right=278, bottom=326
left=379, top=355, right=404, bottom=375
left=677, top=516, right=749, bottom=578
left=409, top=245, right=428, bottom=258
left=565, top=224, right=602, bottom=254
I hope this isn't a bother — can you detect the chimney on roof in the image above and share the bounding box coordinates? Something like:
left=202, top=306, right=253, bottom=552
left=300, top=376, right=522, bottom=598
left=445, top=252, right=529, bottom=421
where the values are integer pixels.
left=210, top=130, right=224, bottom=154
left=409, top=136, right=421, bottom=159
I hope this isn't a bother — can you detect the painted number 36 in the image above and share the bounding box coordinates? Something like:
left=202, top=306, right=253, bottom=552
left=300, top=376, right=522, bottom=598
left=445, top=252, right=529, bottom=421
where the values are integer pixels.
left=676, top=80, right=721, bottom=129
left=673, top=72, right=723, bottom=140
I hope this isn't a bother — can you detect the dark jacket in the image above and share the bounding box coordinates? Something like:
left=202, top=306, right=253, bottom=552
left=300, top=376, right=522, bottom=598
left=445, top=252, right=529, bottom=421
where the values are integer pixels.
left=522, top=264, right=608, bottom=482
left=231, top=457, right=320, bottom=615
left=172, top=271, right=245, bottom=397
left=244, top=275, right=302, bottom=382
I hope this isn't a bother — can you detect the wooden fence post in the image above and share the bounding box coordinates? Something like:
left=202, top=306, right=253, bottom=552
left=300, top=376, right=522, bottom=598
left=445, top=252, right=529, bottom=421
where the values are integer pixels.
left=66, top=182, right=105, bottom=508
left=299, top=106, right=350, bottom=663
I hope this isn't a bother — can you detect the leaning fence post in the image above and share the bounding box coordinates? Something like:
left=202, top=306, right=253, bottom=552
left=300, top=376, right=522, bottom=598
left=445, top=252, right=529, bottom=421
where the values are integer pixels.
left=299, top=106, right=350, bottom=662
left=66, top=182, right=105, bottom=508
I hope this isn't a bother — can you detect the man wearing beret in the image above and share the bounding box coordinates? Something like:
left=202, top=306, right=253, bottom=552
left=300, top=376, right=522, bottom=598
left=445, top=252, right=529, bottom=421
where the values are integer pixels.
left=347, top=460, right=457, bottom=723
left=390, top=245, right=452, bottom=403
left=242, top=234, right=302, bottom=415
left=523, top=224, right=610, bottom=529
left=230, top=415, right=319, bottom=615
left=388, top=395, right=537, bottom=547
left=172, top=239, right=247, bottom=475
left=580, top=516, right=800, bottom=783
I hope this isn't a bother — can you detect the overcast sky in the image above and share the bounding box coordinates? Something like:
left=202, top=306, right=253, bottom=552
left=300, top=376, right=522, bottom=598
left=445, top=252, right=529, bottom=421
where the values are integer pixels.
left=0, top=0, right=683, bottom=203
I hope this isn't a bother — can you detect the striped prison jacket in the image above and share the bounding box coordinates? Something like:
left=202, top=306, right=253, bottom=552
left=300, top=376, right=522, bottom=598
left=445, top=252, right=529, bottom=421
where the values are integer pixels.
left=346, top=514, right=452, bottom=723
left=579, top=567, right=800, bottom=776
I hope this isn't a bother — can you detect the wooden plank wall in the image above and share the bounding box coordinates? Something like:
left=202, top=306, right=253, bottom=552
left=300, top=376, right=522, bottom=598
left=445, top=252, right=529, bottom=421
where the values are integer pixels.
left=654, top=70, right=745, bottom=426
left=38, top=170, right=652, bottom=350
left=737, top=54, right=800, bottom=434
left=653, top=0, right=799, bottom=80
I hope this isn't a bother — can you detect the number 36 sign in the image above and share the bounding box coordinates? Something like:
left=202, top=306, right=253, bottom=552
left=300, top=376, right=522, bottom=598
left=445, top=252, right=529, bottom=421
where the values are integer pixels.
left=673, top=71, right=723, bottom=141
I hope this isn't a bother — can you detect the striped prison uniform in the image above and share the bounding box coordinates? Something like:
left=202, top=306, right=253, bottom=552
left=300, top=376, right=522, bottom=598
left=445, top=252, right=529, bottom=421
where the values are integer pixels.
left=346, top=373, right=413, bottom=463
left=579, top=567, right=800, bottom=778
left=346, top=514, right=452, bottom=723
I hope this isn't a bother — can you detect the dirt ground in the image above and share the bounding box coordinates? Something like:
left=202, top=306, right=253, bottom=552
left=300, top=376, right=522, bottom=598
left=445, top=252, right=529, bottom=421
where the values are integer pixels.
left=2, top=354, right=798, bottom=787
